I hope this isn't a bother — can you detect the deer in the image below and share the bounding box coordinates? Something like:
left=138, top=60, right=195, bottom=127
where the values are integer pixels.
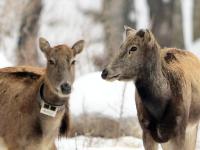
left=0, top=37, right=85, bottom=150
left=101, top=26, right=200, bottom=150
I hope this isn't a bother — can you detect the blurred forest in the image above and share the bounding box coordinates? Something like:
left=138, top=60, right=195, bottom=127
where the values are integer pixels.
left=0, top=0, right=199, bottom=70
left=0, top=0, right=200, bottom=139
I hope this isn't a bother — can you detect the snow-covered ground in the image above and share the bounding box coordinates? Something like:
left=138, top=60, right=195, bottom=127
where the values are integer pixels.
left=55, top=136, right=145, bottom=150
left=70, top=72, right=136, bottom=118
left=55, top=136, right=164, bottom=150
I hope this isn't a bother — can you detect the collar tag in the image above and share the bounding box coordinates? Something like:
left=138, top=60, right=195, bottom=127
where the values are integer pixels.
left=40, top=102, right=58, bottom=117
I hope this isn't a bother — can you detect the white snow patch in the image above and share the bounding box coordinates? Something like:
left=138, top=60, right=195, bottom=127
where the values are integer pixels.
left=70, top=72, right=136, bottom=118
left=56, top=136, right=144, bottom=150
left=189, top=39, right=200, bottom=57
left=134, top=0, right=150, bottom=29
left=77, top=0, right=102, bottom=12
left=0, top=51, right=13, bottom=67
left=56, top=136, right=163, bottom=150
left=181, top=0, right=194, bottom=49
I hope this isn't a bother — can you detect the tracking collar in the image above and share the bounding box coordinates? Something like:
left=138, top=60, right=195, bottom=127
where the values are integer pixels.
left=38, top=83, right=65, bottom=117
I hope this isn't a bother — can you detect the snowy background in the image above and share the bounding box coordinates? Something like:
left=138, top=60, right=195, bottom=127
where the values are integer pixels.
left=0, top=0, right=200, bottom=149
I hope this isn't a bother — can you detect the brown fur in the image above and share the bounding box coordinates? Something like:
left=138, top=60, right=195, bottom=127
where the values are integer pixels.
left=0, top=37, right=85, bottom=150
left=102, top=27, right=200, bottom=150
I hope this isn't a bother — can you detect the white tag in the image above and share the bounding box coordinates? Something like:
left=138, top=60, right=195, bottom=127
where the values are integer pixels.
left=40, top=103, right=58, bottom=117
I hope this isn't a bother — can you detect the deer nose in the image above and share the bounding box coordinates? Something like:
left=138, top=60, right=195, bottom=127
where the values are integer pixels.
left=60, top=83, right=71, bottom=95
left=101, top=69, right=108, bottom=79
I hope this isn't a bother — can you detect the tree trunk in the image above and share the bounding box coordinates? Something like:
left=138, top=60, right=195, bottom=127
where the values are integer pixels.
left=100, top=0, right=135, bottom=68
left=193, top=0, right=200, bottom=42
left=0, top=0, right=27, bottom=57
left=171, top=0, right=184, bottom=48
left=16, top=0, right=42, bottom=65
left=102, top=0, right=124, bottom=66
left=147, top=0, right=184, bottom=48
left=81, top=0, right=135, bottom=69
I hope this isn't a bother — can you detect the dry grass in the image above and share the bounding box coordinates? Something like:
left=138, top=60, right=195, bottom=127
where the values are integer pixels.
left=69, top=113, right=142, bottom=139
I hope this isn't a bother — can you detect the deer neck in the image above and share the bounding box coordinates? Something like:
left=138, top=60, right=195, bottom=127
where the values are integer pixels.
left=135, top=43, right=171, bottom=120
left=42, top=82, right=67, bottom=106
left=36, top=78, right=67, bottom=139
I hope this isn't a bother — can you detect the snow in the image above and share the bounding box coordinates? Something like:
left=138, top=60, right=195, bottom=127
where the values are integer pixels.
left=189, top=39, right=200, bottom=57
left=56, top=136, right=145, bottom=150
left=55, top=136, right=164, bottom=150
left=181, top=0, right=200, bottom=58
left=134, top=0, right=150, bottom=29
left=0, top=51, right=13, bottom=67
left=181, top=0, right=194, bottom=50
left=77, top=0, right=102, bottom=13
left=70, top=72, right=136, bottom=118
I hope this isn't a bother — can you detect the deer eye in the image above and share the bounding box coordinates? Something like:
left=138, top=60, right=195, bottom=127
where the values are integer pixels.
left=48, top=59, right=55, bottom=65
left=71, top=60, right=76, bottom=65
left=128, top=46, right=137, bottom=54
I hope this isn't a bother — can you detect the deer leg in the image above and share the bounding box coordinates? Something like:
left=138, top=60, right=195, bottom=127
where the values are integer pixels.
left=143, top=131, right=158, bottom=150
left=184, top=123, right=198, bottom=150
left=161, top=135, right=185, bottom=150
left=0, top=137, right=8, bottom=150
left=161, top=124, right=198, bottom=150
left=161, top=140, right=182, bottom=150
left=50, top=143, right=57, bottom=150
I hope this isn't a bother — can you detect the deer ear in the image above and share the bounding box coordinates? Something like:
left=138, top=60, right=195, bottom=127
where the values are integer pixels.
left=72, top=40, right=85, bottom=56
left=136, top=29, right=146, bottom=38
left=124, top=25, right=135, bottom=37
left=39, top=37, right=50, bottom=54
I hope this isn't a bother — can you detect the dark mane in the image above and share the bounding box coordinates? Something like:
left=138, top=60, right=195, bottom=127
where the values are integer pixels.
left=0, top=66, right=44, bottom=80
left=9, top=72, right=41, bottom=80
left=163, top=48, right=187, bottom=64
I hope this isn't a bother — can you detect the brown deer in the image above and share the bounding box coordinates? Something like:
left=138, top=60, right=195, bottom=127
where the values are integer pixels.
left=101, top=26, right=200, bottom=150
left=0, top=37, right=85, bottom=150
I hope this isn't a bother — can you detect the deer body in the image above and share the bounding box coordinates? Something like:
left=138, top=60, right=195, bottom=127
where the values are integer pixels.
left=0, top=38, right=85, bottom=150
left=102, top=27, right=200, bottom=150
left=0, top=67, right=64, bottom=150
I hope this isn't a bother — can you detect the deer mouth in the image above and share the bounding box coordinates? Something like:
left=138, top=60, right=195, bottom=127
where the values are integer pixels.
left=118, top=75, right=135, bottom=81
left=55, top=87, right=71, bottom=98
left=101, top=69, right=121, bottom=81
left=106, top=74, right=120, bottom=81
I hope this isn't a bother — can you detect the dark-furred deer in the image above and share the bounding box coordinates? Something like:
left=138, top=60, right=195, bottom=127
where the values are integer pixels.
left=102, top=26, right=200, bottom=150
left=0, top=37, right=85, bottom=150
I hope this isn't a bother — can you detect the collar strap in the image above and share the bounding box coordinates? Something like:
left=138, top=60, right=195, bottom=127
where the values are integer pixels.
left=38, top=83, right=65, bottom=117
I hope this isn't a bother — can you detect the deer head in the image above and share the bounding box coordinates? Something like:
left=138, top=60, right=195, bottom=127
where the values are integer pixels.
left=39, top=38, right=85, bottom=97
left=102, top=26, right=157, bottom=81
